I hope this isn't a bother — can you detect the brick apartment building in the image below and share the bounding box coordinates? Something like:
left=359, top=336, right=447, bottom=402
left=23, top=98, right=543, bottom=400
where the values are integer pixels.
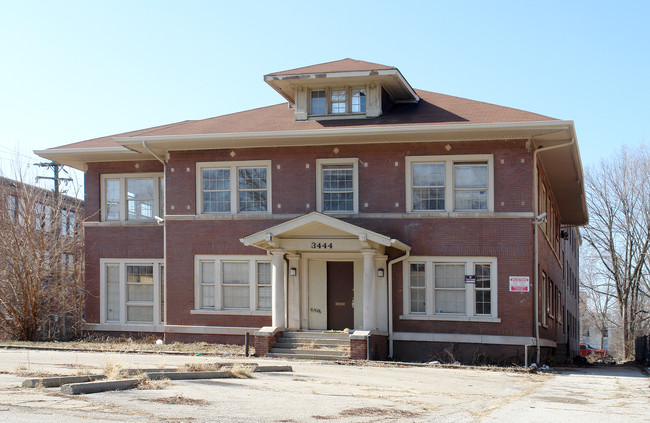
left=36, top=59, right=586, bottom=364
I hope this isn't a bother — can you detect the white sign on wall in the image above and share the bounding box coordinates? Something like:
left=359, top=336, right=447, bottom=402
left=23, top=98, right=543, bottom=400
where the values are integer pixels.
left=509, top=276, right=530, bottom=292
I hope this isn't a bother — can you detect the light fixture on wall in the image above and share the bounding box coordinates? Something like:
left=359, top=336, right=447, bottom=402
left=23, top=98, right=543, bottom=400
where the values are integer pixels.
left=377, top=268, right=385, bottom=278
left=290, top=267, right=297, bottom=276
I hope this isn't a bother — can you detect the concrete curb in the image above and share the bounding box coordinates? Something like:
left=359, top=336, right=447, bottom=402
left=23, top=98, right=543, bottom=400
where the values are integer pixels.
left=61, top=378, right=140, bottom=395
left=254, top=365, right=292, bottom=372
left=22, top=375, right=106, bottom=388
left=146, top=371, right=232, bottom=380
left=39, top=365, right=293, bottom=395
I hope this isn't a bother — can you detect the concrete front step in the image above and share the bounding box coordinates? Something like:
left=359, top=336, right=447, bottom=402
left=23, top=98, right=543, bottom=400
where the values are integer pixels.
left=281, top=331, right=350, bottom=340
left=269, top=347, right=349, bottom=357
left=274, top=341, right=348, bottom=349
left=266, top=352, right=349, bottom=361
left=268, top=331, right=351, bottom=361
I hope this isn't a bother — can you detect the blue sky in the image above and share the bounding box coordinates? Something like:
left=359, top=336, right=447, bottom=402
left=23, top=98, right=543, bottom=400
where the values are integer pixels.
left=1, top=1, right=648, bottom=193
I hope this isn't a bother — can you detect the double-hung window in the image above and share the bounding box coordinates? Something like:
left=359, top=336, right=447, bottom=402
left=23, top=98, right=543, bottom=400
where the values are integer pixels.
left=316, top=158, right=358, bottom=214
left=406, top=155, right=493, bottom=213
left=101, top=259, right=164, bottom=326
left=404, top=257, right=498, bottom=320
left=195, top=256, right=272, bottom=313
left=309, top=87, right=367, bottom=116
left=198, top=161, right=271, bottom=215
left=101, top=174, right=164, bottom=222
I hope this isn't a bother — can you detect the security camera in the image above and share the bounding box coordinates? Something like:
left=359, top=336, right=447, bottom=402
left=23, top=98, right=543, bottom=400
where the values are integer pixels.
left=534, top=212, right=547, bottom=224
left=154, top=216, right=165, bottom=225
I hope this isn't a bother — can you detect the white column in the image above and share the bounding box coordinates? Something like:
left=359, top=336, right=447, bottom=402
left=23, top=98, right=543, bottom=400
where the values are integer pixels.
left=300, top=256, right=309, bottom=329
left=375, top=255, right=388, bottom=332
left=362, top=249, right=377, bottom=331
left=286, top=254, right=301, bottom=329
left=270, top=249, right=286, bottom=329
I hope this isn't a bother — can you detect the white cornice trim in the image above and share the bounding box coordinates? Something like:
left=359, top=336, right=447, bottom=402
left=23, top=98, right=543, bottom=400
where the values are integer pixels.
left=114, top=120, right=574, bottom=145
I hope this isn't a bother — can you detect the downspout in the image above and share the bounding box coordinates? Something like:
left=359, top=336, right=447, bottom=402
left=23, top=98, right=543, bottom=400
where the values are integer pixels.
left=388, top=246, right=410, bottom=359
left=142, top=141, right=167, bottom=339
left=532, top=137, right=575, bottom=364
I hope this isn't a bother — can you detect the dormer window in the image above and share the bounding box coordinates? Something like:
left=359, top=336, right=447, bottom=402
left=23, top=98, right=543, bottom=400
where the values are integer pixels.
left=309, top=87, right=367, bottom=116
left=351, top=89, right=366, bottom=113
left=310, top=91, right=326, bottom=114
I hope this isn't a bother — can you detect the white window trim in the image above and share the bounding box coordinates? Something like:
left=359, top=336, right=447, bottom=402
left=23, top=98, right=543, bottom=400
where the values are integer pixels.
left=196, top=161, right=272, bottom=216
left=316, top=158, right=359, bottom=214
left=309, top=87, right=368, bottom=116
left=100, top=173, right=164, bottom=222
left=405, top=155, right=494, bottom=213
left=402, top=256, right=499, bottom=321
left=99, top=258, right=164, bottom=327
left=193, top=255, right=272, bottom=314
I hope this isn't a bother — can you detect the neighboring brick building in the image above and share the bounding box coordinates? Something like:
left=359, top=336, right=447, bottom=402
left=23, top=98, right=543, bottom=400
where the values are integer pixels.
left=36, top=59, right=587, bottom=364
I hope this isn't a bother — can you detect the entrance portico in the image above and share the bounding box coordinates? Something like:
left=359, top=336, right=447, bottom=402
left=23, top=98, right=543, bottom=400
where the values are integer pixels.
left=240, top=212, right=409, bottom=332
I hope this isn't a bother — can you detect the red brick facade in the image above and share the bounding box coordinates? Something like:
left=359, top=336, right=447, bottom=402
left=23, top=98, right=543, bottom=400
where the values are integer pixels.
left=82, top=139, right=568, bottom=361
left=38, top=60, right=585, bottom=365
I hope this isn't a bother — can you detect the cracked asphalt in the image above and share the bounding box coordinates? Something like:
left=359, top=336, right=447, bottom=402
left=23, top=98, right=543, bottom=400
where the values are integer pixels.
left=0, top=349, right=648, bottom=422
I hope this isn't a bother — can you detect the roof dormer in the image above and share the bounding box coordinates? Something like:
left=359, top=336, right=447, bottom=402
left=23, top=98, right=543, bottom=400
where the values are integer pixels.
left=264, top=58, right=419, bottom=121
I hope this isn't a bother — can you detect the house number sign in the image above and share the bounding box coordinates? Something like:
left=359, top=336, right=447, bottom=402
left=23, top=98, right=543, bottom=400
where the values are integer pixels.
left=310, top=242, right=334, bottom=249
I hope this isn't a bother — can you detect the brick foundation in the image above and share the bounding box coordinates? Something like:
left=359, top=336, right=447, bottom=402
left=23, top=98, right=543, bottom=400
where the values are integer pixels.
left=254, top=327, right=282, bottom=357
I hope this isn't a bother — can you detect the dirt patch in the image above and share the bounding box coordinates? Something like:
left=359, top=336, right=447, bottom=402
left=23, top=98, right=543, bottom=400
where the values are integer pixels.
left=339, top=407, right=422, bottom=418
left=145, top=395, right=210, bottom=406
left=1, top=337, right=251, bottom=356
left=536, top=396, right=591, bottom=405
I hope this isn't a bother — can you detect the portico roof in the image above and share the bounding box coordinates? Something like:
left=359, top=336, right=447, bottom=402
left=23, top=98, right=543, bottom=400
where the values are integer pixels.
left=240, top=212, right=411, bottom=252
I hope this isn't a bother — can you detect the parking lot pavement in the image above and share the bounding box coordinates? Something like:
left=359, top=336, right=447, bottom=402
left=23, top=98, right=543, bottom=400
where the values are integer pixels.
left=0, top=349, right=648, bottom=422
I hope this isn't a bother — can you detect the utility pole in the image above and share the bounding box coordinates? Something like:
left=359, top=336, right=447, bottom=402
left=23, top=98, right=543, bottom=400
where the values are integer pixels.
left=34, top=161, right=73, bottom=338
left=34, top=161, right=73, bottom=201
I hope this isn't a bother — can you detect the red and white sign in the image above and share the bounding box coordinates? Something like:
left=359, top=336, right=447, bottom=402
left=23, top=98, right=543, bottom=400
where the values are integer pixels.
left=509, top=276, right=530, bottom=292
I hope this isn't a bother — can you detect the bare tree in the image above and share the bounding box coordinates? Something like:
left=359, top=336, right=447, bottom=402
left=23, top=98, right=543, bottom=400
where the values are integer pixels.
left=0, top=175, right=84, bottom=341
left=582, top=143, right=650, bottom=359
left=580, top=252, right=616, bottom=350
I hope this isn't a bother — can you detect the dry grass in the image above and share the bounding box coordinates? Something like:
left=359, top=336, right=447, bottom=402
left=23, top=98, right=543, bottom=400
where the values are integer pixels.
left=15, top=370, right=65, bottom=378
left=145, top=395, right=209, bottom=405
left=229, top=363, right=254, bottom=378
left=177, top=362, right=225, bottom=372
left=138, top=377, right=171, bottom=390
left=102, top=360, right=128, bottom=380
left=2, top=336, right=252, bottom=356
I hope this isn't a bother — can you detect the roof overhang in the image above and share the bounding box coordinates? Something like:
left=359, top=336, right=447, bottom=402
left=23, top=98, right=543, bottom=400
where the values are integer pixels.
left=240, top=212, right=411, bottom=253
left=33, top=147, right=143, bottom=170
left=110, top=120, right=578, bottom=157
left=264, top=68, right=420, bottom=104
left=532, top=123, right=588, bottom=226
left=34, top=120, right=588, bottom=226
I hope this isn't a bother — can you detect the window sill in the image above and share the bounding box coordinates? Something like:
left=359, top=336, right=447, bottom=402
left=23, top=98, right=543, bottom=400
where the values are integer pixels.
left=405, top=211, right=492, bottom=218
left=85, top=220, right=160, bottom=227
left=191, top=309, right=271, bottom=316
left=400, top=314, right=501, bottom=323
left=308, top=114, right=367, bottom=121
left=193, top=213, right=273, bottom=220
left=86, top=322, right=164, bottom=332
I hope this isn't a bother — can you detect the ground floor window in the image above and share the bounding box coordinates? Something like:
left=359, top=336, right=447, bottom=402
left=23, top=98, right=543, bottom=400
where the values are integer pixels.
left=403, top=256, right=498, bottom=319
left=101, top=259, right=164, bottom=325
left=195, top=255, right=271, bottom=312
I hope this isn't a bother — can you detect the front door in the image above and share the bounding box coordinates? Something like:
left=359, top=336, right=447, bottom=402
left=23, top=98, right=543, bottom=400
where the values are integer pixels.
left=326, top=261, right=354, bottom=330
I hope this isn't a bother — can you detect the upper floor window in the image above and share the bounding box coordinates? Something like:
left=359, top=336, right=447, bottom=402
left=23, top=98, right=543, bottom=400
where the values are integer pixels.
left=406, top=155, right=493, bottom=213
left=309, top=87, right=366, bottom=116
left=101, top=173, right=164, bottom=222
left=404, top=257, right=498, bottom=319
left=197, top=161, right=271, bottom=215
left=316, top=158, right=358, bottom=214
